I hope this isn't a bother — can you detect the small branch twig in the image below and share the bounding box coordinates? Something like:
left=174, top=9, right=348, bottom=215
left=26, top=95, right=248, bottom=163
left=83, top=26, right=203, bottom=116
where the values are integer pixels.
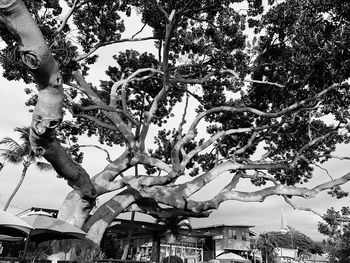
left=57, top=0, right=79, bottom=33
left=132, top=23, right=147, bottom=39
left=75, top=37, right=157, bottom=61
left=73, top=114, right=119, bottom=131
left=71, top=144, right=112, bottom=163
left=283, top=196, right=324, bottom=218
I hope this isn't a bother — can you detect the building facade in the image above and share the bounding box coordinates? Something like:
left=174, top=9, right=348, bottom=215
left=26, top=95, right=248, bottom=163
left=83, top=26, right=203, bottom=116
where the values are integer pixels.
left=102, top=222, right=256, bottom=263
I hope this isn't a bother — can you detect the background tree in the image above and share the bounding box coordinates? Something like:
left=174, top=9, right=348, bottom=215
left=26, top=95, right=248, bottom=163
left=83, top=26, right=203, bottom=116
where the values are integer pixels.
left=0, top=126, right=52, bottom=211
left=156, top=215, right=192, bottom=258
left=255, top=232, right=277, bottom=263
left=263, top=227, right=323, bottom=261
left=318, top=207, right=350, bottom=263
left=0, top=0, right=350, bottom=260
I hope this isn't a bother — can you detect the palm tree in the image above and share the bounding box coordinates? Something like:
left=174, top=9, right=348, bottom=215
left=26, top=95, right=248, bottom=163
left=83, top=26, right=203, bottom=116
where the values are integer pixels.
left=256, top=232, right=276, bottom=263
left=156, top=215, right=192, bottom=259
left=0, top=126, right=52, bottom=211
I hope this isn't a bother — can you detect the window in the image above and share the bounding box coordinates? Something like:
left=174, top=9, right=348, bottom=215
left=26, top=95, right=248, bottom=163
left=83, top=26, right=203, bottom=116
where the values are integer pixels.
left=242, top=231, right=249, bottom=241
left=228, top=229, right=237, bottom=239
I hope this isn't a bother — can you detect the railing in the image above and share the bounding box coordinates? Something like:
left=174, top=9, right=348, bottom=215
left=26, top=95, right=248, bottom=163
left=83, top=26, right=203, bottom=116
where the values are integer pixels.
left=0, top=259, right=77, bottom=263
left=97, top=260, right=151, bottom=263
left=0, top=257, right=151, bottom=263
left=0, top=257, right=19, bottom=263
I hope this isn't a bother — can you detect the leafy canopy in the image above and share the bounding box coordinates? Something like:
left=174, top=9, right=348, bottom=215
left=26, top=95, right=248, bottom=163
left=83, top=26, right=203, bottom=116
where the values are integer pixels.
left=1, top=0, right=350, bottom=220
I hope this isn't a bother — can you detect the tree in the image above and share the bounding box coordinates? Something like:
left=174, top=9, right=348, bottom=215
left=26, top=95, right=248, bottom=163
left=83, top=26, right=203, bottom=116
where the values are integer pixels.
left=0, top=126, right=52, bottom=211
left=1, top=0, right=350, bottom=260
left=156, top=216, right=192, bottom=241
left=156, top=216, right=192, bottom=258
left=318, top=207, right=350, bottom=263
left=256, top=232, right=277, bottom=263
left=263, top=228, right=323, bottom=261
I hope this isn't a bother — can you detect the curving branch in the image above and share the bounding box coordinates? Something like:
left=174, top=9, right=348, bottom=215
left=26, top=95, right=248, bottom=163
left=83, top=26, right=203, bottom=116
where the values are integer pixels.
left=65, top=85, right=139, bottom=126
left=139, top=12, right=177, bottom=143
left=179, top=121, right=285, bottom=169
left=70, top=144, right=112, bottom=163
left=186, top=83, right=338, bottom=133
left=57, top=0, right=79, bottom=33
left=172, top=93, right=189, bottom=167
left=132, top=23, right=147, bottom=39
left=242, top=78, right=285, bottom=88
left=171, top=68, right=285, bottom=88
left=185, top=171, right=350, bottom=214
left=283, top=196, right=324, bottom=218
left=313, top=172, right=350, bottom=193
left=120, top=68, right=163, bottom=113
left=155, top=1, right=170, bottom=20
left=73, top=114, right=119, bottom=131
left=232, top=131, right=258, bottom=156
left=75, top=37, right=157, bottom=62
left=126, top=200, right=211, bottom=219
left=72, top=71, right=135, bottom=144
left=140, top=160, right=289, bottom=210
left=91, top=150, right=132, bottom=195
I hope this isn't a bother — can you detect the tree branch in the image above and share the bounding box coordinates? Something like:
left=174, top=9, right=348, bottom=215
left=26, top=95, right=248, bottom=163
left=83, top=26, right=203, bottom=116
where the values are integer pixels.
left=132, top=23, right=147, bottom=39
left=172, top=93, right=189, bottom=167
left=139, top=12, right=177, bottom=143
left=57, top=0, right=79, bottom=33
left=72, top=71, right=135, bottom=145
left=71, top=145, right=112, bottom=163
left=283, top=196, right=324, bottom=218
left=74, top=37, right=157, bottom=62
left=186, top=83, right=338, bottom=133
left=72, top=114, right=119, bottom=131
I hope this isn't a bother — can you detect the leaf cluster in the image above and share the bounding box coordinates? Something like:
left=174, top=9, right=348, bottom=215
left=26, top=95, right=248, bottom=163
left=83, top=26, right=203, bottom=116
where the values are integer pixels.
left=318, top=207, right=350, bottom=262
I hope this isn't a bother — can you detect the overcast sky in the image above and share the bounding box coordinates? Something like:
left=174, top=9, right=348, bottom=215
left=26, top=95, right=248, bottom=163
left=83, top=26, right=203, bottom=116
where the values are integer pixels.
left=1, top=4, right=350, bottom=243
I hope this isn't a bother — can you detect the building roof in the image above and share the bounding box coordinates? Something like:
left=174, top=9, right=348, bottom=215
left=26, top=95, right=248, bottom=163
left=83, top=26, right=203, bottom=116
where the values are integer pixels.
left=16, top=207, right=58, bottom=218
left=107, top=219, right=216, bottom=238
left=194, top=224, right=255, bottom=230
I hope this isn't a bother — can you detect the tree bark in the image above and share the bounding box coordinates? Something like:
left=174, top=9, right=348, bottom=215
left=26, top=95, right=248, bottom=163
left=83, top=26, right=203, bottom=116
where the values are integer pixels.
left=121, top=212, right=135, bottom=260
left=83, top=191, right=137, bottom=246
left=0, top=0, right=96, bottom=202
left=3, top=163, right=29, bottom=211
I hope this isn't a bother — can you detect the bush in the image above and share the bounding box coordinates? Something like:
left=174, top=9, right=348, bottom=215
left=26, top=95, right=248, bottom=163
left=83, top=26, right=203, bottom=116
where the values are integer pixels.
left=76, top=247, right=105, bottom=263
left=162, top=255, right=183, bottom=263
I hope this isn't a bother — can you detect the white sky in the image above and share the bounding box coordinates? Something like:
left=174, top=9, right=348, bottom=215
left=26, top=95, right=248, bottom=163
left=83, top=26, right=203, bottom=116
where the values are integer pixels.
left=1, top=3, right=350, bottom=243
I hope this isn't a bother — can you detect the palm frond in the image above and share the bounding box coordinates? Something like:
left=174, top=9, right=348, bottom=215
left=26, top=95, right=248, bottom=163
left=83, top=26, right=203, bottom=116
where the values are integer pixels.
left=0, top=137, right=22, bottom=152
left=0, top=150, right=23, bottom=164
left=35, top=161, right=53, bottom=171
left=156, top=216, right=192, bottom=237
left=20, top=142, right=32, bottom=156
left=14, top=127, right=30, bottom=142
left=1, top=127, right=33, bottom=160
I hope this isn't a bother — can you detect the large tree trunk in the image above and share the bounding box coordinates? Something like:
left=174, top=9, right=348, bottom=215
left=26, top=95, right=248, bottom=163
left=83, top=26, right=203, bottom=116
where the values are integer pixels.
left=47, top=191, right=136, bottom=261
left=0, top=0, right=96, bottom=201
left=0, top=1, right=97, bottom=261
left=3, top=164, right=29, bottom=211
left=83, top=191, right=137, bottom=245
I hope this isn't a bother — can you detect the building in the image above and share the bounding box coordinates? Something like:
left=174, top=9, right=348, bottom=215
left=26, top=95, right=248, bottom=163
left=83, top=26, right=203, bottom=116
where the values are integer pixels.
left=275, top=247, right=298, bottom=263
left=102, top=218, right=214, bottom=263
left=194, top=225, right=256, bottom=262
left=9, top=207, right=257, bottom=263
left=102, top=221, right=257, bottom=263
